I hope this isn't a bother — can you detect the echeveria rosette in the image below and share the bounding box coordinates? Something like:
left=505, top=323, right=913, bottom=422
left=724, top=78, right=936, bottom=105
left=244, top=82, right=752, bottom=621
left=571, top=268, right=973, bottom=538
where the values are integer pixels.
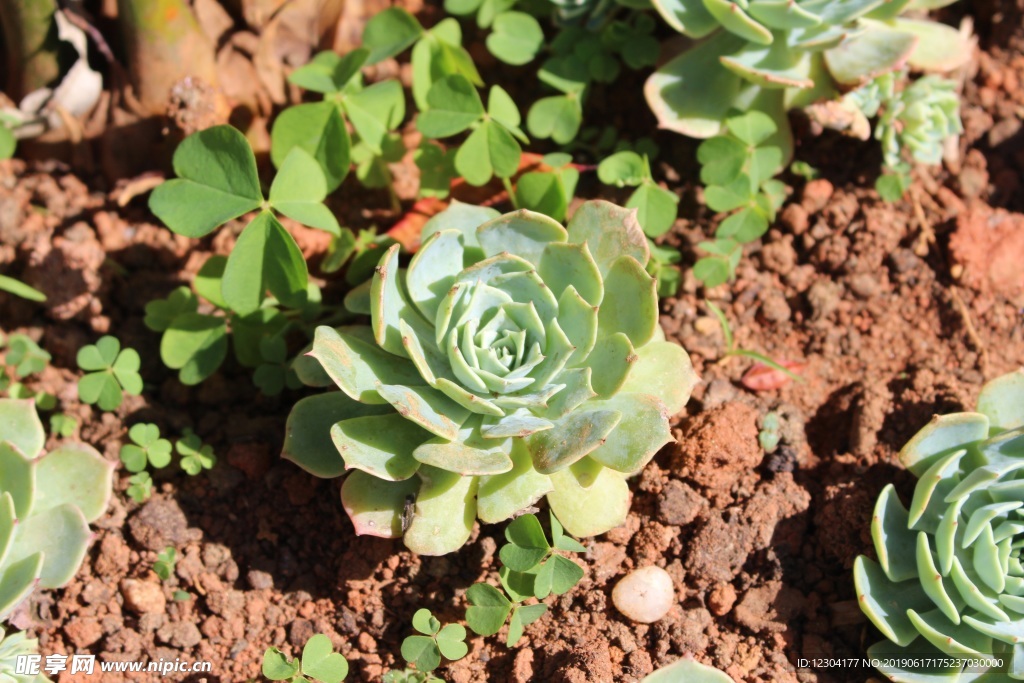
left=284, top=200, right=698, bottom=555
left=644, top=0, right=970, bottom=164
left=0, top=399, right=113, bottom=622
left=855, top=370, right=1024, bottom=681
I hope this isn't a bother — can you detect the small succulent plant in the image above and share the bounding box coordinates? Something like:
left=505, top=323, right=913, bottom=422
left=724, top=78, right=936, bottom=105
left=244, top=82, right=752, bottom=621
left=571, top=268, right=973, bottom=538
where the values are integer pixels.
left=855, top=369, right=1024, bottom=681
left=284, top=200, right=697, bottom=554
left=0, top=626, right=48, bottom=682
left=645, top=0, right=970, bottom=164
left=0, top=399, right=113, bottom=621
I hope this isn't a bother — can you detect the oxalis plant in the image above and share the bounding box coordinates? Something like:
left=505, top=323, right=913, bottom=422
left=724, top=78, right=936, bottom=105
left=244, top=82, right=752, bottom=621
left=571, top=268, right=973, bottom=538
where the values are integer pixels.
left=855, top=369, right=1024, bottom=681
left=284, top=200, right=698, bottom=554
left=0, top=399, right=113, bottom=621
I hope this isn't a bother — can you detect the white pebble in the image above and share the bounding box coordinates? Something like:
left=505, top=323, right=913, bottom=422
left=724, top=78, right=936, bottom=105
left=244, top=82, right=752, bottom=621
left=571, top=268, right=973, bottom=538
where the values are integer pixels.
left=612, top=566, right=674, bottom=623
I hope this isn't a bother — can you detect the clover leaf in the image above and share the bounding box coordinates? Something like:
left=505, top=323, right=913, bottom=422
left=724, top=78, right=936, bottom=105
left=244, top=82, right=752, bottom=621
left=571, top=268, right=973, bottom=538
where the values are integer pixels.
left=486, top=12, right=543, bottom=66
left=177, top=429, right=216, bottom=475
left=127, top=472, right=153, bottom=503
left=76, top=336, right=142, bottom=411
left=50, top=413, right=77, bottom=438
left=597, top=151, right=678, bottom=237
left=143, top=287, right=198, bottom=332
left=263, top=633, right=349, bottom=682
left=149, top=126, right=263, bottom=239
left=465, top=583, right=513, bottom=636
left=400, top=609, right=468, bottom=673
left=5, top=334, right=50, bottom=378
left=120, top=423, right=173, bottom=473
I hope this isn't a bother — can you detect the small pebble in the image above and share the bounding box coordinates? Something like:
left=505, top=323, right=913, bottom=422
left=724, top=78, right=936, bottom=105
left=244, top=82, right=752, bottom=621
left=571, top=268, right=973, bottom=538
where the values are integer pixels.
left=612, top=566, right=674, bottom=623
left=120, top=579, right=166, bottom=615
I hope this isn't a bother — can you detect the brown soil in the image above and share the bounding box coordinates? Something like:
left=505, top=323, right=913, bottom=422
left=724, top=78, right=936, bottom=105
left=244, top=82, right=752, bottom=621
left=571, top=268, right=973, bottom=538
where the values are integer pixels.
left=2, top=3, right=1024, bottom=682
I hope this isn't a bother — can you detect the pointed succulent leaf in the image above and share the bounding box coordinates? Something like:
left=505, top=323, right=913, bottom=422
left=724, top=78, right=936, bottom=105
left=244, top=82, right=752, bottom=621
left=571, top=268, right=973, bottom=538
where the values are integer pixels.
left=404, top=466, right=478, bottom=555
left=372, top=244, right=435, bottom=358
left=566, top=201, right=649, bottom=275
left=823, top=26, right=918, bottom=86
left=332, top=414, right=429, bottom=481
left=548, top=465, right=630, bottom=537
left=413, top=418, right=514, bottom=475
left=0, top=398, right=45, bottom=459
left=618, top=341, right=698, bottom=415
left=476, top=210, right=567, bottom=266
left=8, top=504, right=90, bottom=588
left=284, top=393, right=392, bottom=478
left=597, top=256, right=658, bottom=347
left=891, top=18, right=971, bottom=73
left=477, top=442, right=553, bottom=523
left=650, top=0, right=718, bottom=37
left=33, top=444, right=113, bottom=523
left=978, top=369, right=1024, bottom=433
left=899, top=413, right=990, bottom=477
left=871, top=484, right=919, bottom=582
left=527, top=409, right=622, bottom=474
left=586, top=394, right=672, bottom=474
left=310, top=326, right=422, bottom=404
left=341, top=470, right=420, bottom=538
left=702, top=0, right=773, bottom=45
left=0, top=442, right=34, bottom=519
left=641, top=658, right=734, bottom=682
left=407, top=230, right=466, bottom=323
left=0, top=553, right=44, bottom=621
left=0, top=494, right=14, bottom=567
left=378, top=384, right=470, bottom=441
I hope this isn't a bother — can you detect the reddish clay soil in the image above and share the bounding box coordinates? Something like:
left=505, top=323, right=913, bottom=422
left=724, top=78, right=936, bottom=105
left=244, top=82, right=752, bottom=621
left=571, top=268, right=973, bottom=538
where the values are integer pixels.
left=2, top=3, right=1024, bottom=682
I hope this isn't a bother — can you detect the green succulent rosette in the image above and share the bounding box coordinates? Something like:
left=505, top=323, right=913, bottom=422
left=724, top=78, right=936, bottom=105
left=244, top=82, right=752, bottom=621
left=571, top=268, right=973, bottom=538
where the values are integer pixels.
left=644, top=0, right=970, bottom=159
left=0, top=399, right=113, bottom=622
left=284, top=200, right=697, bottom=555
left=855, top=370, right=1024, bottom=681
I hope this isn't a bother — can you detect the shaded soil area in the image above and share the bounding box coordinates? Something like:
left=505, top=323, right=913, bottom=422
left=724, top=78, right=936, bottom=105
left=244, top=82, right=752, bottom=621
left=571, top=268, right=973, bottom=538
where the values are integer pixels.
left=2, top=3, right=1024, bottom=683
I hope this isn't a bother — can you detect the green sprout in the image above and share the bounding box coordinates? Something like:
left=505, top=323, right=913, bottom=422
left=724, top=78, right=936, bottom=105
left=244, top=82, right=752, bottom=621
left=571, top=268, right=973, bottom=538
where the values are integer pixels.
left=76, top=336, right=143, bottom=411
left=176, top=429, right=216, bottom=476
left=0, top=275, right=45, bottom=302
left=855, top=370, right=1024, bottom=680
left=400, top=609, right=468, bottom=673
left=262, top=634, right=348, bottom=683
left=706, top=300, right=801, bottom=382
left=120, top=423, right=173, bottom=473
left=126, top=472, right=153, bottom=503
left=4, top=334, right=50, bottom=378
left=153, top=547, right=177, bottom=581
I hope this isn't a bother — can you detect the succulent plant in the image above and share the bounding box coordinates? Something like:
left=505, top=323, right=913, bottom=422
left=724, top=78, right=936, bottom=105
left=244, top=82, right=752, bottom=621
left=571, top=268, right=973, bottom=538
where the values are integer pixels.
left=644, top=0, right=970, bottom=165
left=0, top=399, right=113, bottom=621
left=642, top=657, right=733, bottom=682
left=284, top=200, right=697, bottom=555
left=0, top=625, right=49, bottom=683
left=855, top=369, right=1024, bottom=681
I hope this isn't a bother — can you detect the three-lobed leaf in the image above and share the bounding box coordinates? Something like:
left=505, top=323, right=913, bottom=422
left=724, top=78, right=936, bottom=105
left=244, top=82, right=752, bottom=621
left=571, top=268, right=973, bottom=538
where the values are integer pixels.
left=149, top=126, right=263, bottom=239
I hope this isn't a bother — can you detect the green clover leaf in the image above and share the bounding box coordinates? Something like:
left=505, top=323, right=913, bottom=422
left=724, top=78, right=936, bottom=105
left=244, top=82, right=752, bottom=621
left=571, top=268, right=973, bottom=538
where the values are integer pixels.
left=76, top=336, right=142, bottom=412
left=120, top=423, right=173, bottom=473
left=177, top=429, right=216, bottom=476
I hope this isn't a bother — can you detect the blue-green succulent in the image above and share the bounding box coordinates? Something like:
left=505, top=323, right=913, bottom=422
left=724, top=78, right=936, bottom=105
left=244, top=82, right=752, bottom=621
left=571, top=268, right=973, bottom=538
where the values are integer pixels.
left=0, top=625, right=49, bottom=682
left=645, top=0, right=970, bottom=169
left=0, top=399, right=113, bottom=621
left=855, top=370, right=1024, bottom=681
left=283, top=200, right=697, bottom=555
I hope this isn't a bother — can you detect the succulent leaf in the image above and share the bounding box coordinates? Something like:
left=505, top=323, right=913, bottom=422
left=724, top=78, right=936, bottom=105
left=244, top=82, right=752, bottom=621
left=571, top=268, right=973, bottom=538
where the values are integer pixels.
left=856, top=372, right=1024, bottom=679
left=284, top=201, right=696, bottom=553
left=0, top=400, right=44, bottom=460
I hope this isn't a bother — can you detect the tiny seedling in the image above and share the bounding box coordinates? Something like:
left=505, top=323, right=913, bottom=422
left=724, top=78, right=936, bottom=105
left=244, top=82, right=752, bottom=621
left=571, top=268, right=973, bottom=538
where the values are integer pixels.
left=126, top=472, right=153, bottom=503
left=120, top=423, right=173, bottom=473
left=758, top=412, right=781, bottom=453
left=153, top=547, right=177, bottom=581
left=50, top=413, right=78, bottom=438
left=76, top=336, right=143, bottom=411
left=400, top=609, right=468, bottom=673
left=4, top=334, right=50, bottom=378
left=466, top=512, right=585, bottom=646
left=706, top=301, right=801, bottom=382
left=262, top=633, right=348, bottom=683
left=177, top=428, right=216, bottom=475
left=694, top=111, right=787, bottom=288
